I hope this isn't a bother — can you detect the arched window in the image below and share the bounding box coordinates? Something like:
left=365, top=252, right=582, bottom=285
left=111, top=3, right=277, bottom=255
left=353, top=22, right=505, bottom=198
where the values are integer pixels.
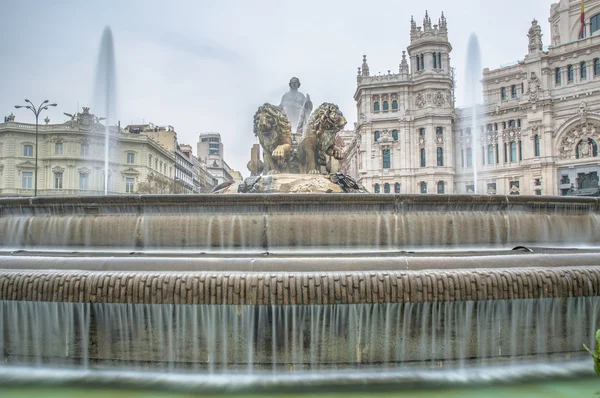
left=420, top=148, right=426, bottom=167
left=508, top=119, right=516, bottom=128
left=436, top=147, right=444, bottom=166
left=591, top=13, right=600, bottom=35
left=384, top=183, right=390, bottom=193
left=420, top=181, right=427, bottom=194
left=374, top=131, right=380, bottom=141
left=534, top=135, right=540, bottom=157
left=567, top=64, right=574, bottom=82
left=581, top=61, right=587, bottom=80
left=510, top=141, right=517, bottom=162
left=23, top=145, right=33, bottom=157
left=437, top=181, right=445, bottom=194
left=488, top=145, right=494, bottom=165
left=374, top=183, right=380, bottom=193
left=466, top=147, right=472, bottom=167
left=382, top=101, right=389, bottom=111
left=392, top=129, right=399, bottom=140
left=392, top=100, right=398, bottom=110
left=373, top=102, right=380, bottom=112
left=555, top=67, right=561, bottom=85
left=383, top=149, right=391, bottom=169
left=394, top=183, right=400, bottom=193
left=576, top=138, right=599, bottom=159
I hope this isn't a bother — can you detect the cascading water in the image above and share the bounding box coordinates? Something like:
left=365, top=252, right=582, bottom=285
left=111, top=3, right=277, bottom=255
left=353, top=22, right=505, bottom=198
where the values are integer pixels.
left=464, top=34, right=482, bottom=194
left=1, top=297, right=598, bottom=371
left=93, top=27, right=117, bottom=195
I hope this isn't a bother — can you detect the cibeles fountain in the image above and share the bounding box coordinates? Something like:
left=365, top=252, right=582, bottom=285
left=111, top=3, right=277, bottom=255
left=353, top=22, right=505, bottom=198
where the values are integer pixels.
left=219, top=76, right=367, bottom=194
left=1, top=73, right=600, bottom=395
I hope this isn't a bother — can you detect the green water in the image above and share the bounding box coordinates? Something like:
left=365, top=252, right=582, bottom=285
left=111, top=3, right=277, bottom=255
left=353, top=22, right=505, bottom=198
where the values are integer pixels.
left=1, top=379, right=599, bottom=398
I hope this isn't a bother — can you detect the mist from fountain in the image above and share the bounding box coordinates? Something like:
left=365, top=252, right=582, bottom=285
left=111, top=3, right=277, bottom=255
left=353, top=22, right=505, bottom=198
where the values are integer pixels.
left=93, top=27, right=117, bottom=195
left=464, top=34, right=482, bottom=194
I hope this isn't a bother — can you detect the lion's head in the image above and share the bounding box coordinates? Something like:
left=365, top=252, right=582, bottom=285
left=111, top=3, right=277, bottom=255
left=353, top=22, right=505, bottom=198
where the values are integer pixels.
left=307, top=103, right=347, bottom=137
left=253, top=103, right=291, bottom=151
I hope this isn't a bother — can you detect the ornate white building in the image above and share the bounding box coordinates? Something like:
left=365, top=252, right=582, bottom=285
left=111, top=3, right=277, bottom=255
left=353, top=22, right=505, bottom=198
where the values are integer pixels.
left=346, top=11, right=455, bottom=195
left=344, top=0, right=600, bottom=196
left=0, top=108, right=174, bottom=196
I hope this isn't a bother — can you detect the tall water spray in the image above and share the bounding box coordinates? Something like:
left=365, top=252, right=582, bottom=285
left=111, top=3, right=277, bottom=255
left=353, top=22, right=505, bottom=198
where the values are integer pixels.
left=94, top=27, right=117, bottom=195
left=464, top=34, right=482, bottom=194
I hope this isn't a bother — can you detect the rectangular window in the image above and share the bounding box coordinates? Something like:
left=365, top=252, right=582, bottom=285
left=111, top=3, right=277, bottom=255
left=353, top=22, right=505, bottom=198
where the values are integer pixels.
left=502, top=121, right=507, bottom=129
left=209, top=143, right=219, bottom=155
left=461, top=149, right=464, bottom=168
left=560, top=175, right=570, bottom=185
left=510, top=142, right=517, bottom=163
left=581, top=61, right=587, bottom=80
left=495, top=144, right=499, bottom=164
left=567, top=65, right=574, bottom=82
left=23, top=145, right=33, bottom=157
left=509, top=120, right=516, bottom=128
left=54, top=172, right=63, bottom=189
left=595, top=59, right=600, bottom=76
left=488, top=145, right=494, bottom=165
left=466, top=148, right=472, bottom=167
left=127, top=153, right=135, bottom=164
left=420, top=181, right=427, bottom=194
left=555, top=67, right=561, bottom=85
left=125, top=177, right=135, bottom=193
left=420, top=148, right=426, bottom=168
left=504, top=143, right=508, bottom=163
left=482, top=146, right=485, bottom=165
left=518, top=140, right=522, bottom=161
left=437, top=147, right=444, bottom=166
left=501, top=87, right=507, bottom=100
left=55, top=143, right=63, bottom=155
left=437, top=181, right=445, bottom=194
left=79, top=173, right=89, bottom=190
left=22, top=171, right=33, bottom=189
left=81, top=144, right=89, bottom=156
left=534, top=178, right=542, bottom=186
left=534, top=135, right=540, bottom=157
left=382, top=149, right=391, bottom=169
left=511, top=85, right=517, bottom=98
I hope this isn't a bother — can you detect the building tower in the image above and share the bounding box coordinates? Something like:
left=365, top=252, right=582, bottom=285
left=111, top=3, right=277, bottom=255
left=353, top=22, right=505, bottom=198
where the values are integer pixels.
left=351, top=11, right=455, bottom=194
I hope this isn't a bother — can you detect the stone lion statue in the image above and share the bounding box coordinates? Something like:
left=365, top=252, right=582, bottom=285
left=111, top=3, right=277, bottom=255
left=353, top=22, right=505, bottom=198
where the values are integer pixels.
left=298, top=103, right=347, bottom=174
left=252, top=103, right=292, bottom=174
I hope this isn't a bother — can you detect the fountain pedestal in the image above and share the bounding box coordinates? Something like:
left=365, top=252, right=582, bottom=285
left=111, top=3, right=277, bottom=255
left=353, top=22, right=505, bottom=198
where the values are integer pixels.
left=217, top=173, right=368, bottom=194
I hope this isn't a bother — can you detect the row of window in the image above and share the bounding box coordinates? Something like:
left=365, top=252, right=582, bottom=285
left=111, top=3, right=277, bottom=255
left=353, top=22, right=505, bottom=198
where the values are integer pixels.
left=21, top=143, right=138, bottom=163
left=500, top=84, right=523, bottom=101
left=373, top=100, right=399, bottom=112
left=418, top=147, right=445, bottom=168
left=459, top=120, right=521, bottom=137
left=373, top=182, right=401, bottom=194
left=415, top=53, right=443, bottom=71
left=419, top=181, right=445, bottom=194
left=376, top=181, right=445, bottom=194
left=374, top=127, right=444, bottom=142
left=555, top=59, right=600, bottom=85
left=21, top=171, right=136, bottom=193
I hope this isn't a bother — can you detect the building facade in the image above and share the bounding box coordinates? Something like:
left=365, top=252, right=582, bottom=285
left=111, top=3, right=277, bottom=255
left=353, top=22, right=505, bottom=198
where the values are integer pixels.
left=345, top=1, right=600, bottom=196
left=455, top=0, right=600, bottom=196
left=348, top=11, right=455, bottom=195
left=0, top=108, right=173, bottom=196
left=197, top=133, right=234, bottom=186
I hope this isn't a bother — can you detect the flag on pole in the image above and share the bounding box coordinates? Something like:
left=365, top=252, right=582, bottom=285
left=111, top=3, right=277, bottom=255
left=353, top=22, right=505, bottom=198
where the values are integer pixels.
left=580, top=0, right=586, bottom=39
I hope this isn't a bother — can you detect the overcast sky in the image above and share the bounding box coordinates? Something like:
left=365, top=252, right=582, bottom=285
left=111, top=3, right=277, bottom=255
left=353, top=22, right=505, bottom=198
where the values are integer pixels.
left=1, top=0, right=554, bottom=175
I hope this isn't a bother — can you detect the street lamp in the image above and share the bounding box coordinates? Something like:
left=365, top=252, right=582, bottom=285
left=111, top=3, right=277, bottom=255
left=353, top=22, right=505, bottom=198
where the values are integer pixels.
left=15, top=99, right=57, bottom=197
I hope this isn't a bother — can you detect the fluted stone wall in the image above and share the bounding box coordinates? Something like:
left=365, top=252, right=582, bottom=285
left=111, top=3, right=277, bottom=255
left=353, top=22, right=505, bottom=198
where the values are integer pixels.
left=1, top=267, right=599, bottom=305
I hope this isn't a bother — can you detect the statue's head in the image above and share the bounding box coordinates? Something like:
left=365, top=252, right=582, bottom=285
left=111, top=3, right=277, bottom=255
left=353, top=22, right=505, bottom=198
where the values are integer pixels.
left=289, top=77, right=301, bottom=90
